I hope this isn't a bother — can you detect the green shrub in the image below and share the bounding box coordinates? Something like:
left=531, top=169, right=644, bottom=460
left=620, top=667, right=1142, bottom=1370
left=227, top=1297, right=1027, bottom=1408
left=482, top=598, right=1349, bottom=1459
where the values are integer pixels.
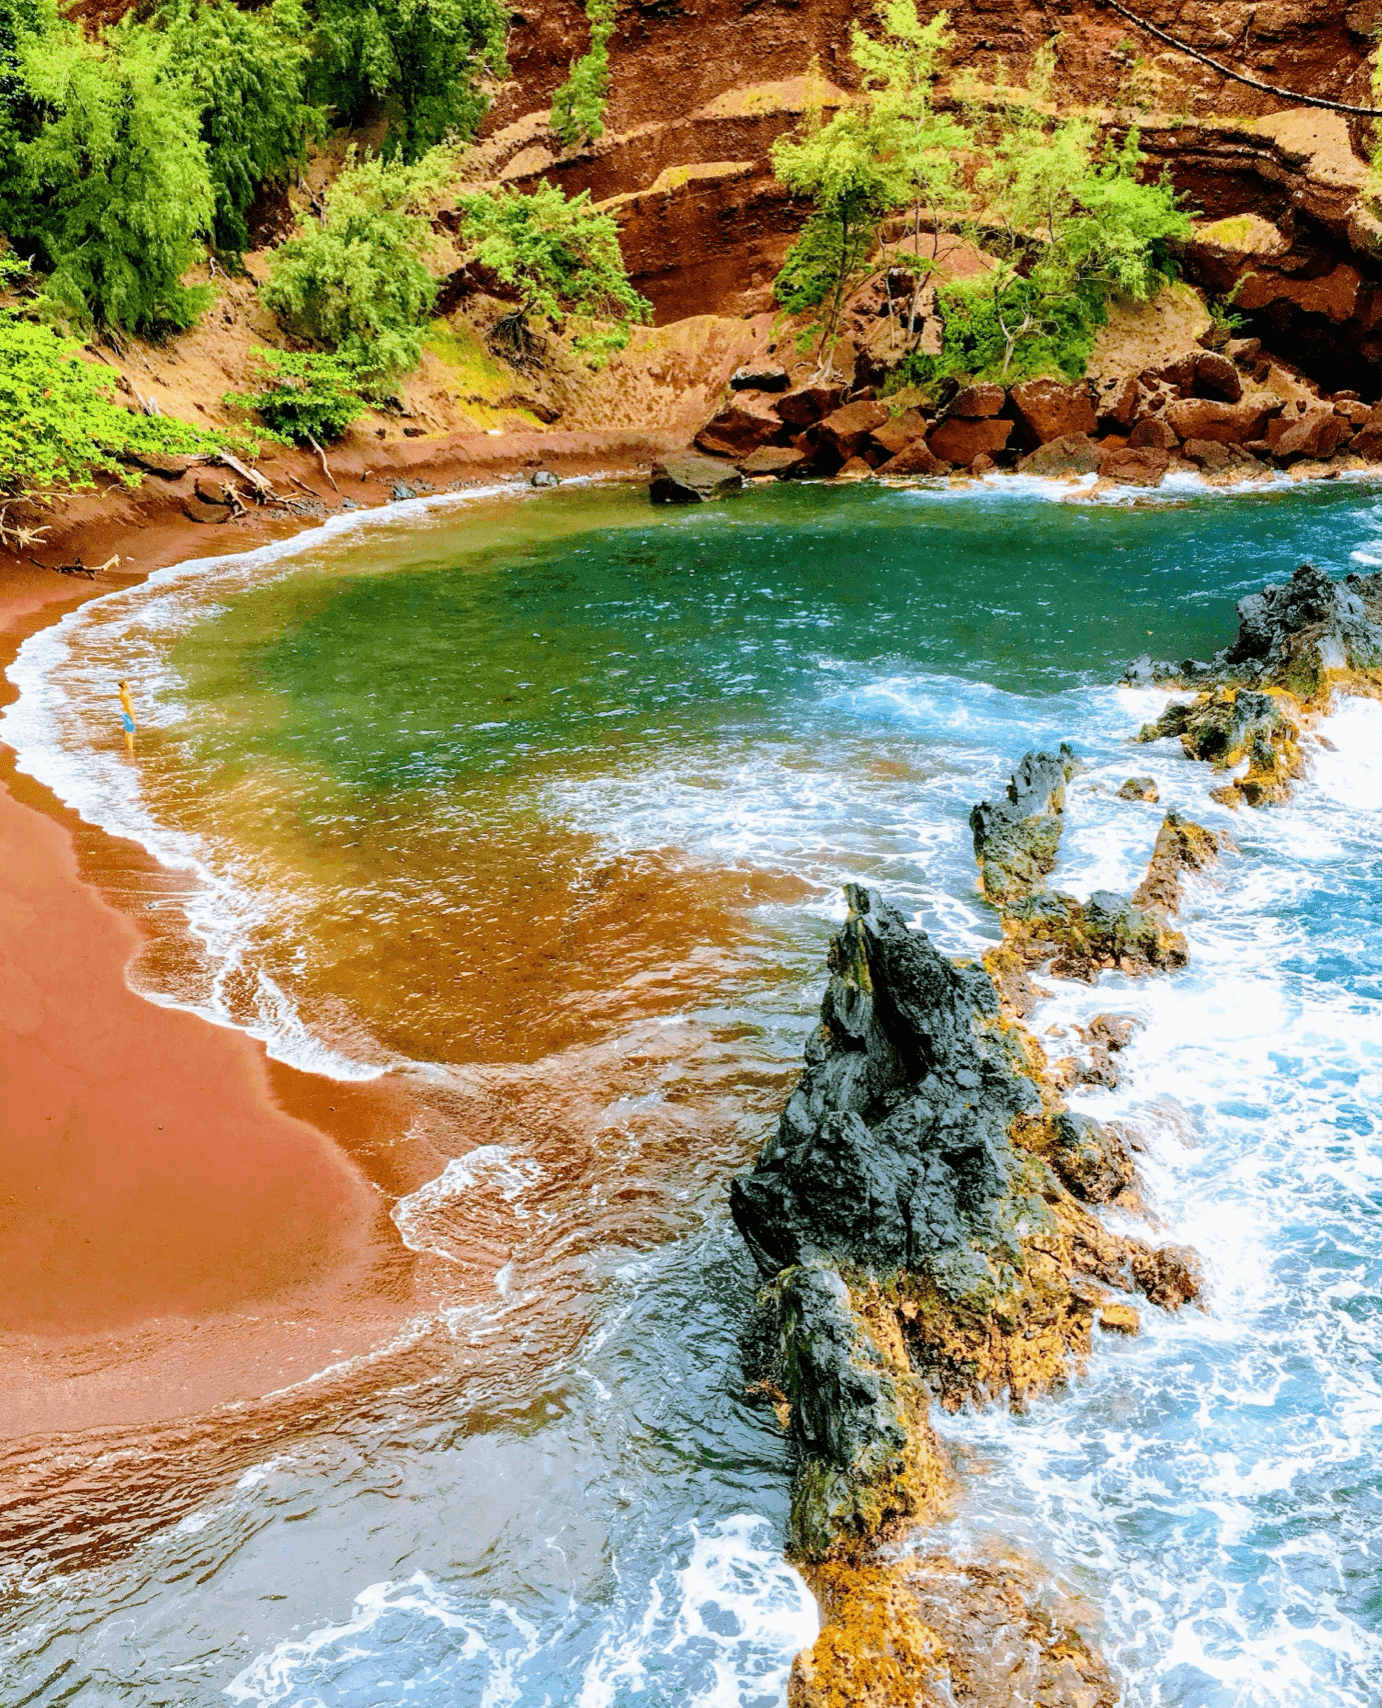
left=310, top=0, right=509, bottom=163
left=0, top=0, right=213, bottom=330
left=157, top=0, right=321, bottom=257
left=549, top=0, right=614, bottom=150
left=260, top=149, right=448, bottom=387
left=455, top=180, right=650, bottom=353
left=224, top=348, right=367, bottom=444
left=0, top=260, right=218, bottom=496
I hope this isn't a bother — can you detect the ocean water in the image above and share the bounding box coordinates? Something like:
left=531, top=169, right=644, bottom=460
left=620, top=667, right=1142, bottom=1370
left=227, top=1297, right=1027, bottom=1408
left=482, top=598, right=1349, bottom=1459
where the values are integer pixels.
left=3, top=473, right=1382, bottom=1704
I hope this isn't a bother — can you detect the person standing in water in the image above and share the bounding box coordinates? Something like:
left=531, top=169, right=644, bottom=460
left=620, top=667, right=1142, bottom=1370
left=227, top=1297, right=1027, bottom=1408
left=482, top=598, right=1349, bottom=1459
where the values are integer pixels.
left=118, top=679, right=136, bottom=753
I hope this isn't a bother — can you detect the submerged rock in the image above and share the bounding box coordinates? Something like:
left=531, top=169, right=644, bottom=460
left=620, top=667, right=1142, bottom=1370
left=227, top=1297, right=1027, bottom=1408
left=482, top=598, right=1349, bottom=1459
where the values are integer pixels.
left=1136, top=687, right=1303, bottom=807
left=1133, top=811, right=1226, bottom=912
left=1117, top=775, right=1160, bottom=801
left=973, top=750, right=1217, bottom=977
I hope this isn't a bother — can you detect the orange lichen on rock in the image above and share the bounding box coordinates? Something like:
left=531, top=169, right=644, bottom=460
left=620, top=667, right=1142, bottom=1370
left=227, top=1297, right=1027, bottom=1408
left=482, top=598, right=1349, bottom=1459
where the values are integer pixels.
left=1133, top=810, right=1226, bottom=912
left=791, top=1561, right=947, bottom=1708
left=791, top=1548, right=1120, bottom=1708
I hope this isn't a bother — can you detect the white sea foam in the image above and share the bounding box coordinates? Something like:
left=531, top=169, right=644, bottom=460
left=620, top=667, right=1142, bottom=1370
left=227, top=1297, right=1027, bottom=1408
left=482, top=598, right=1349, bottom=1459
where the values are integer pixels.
left=917, top=690, right=1382, bottom=1707
left=225, top=1516, right=815, bottom=1708
left=391, top=1145, right=543, bottom=1264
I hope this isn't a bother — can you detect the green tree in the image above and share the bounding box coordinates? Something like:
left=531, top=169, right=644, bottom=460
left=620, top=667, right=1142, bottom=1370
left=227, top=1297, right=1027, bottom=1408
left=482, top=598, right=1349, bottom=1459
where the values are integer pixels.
left=261, top=148, right=448, bottom=387
left=770, top=68, right=911, bottom=360
left=769, top=10, right=1188, bottom=383
left=0, top=257, right=218, bottom=498
left=549, top=0, right=614, bottom=150
left=224, top=348, right=366, bottom=444
left=455, top=179, right=650, bottom=358
left=952, top=106, right=1187, bottom=377
left=850, top=3, right=970, bottom=346
left=0, top=0, right=213, bottom=330
left=310, top=0, right=509, bottom=163
left=157, top=0, right=321, bottom=257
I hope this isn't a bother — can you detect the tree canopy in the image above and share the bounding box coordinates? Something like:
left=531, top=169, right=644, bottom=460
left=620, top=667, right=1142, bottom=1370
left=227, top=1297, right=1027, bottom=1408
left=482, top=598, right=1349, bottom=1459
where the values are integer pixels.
left=261, top=147, right=449, bottom=388
left=310, top=0, right=509, bottom=163
left=770, top=6, right=1189, bottom=380
left=455, top=180, right=651, bottom=358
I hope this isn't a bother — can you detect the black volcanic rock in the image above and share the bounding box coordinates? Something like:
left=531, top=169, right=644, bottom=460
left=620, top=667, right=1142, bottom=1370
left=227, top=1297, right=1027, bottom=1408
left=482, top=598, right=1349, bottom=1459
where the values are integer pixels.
left=1127, top=563, right=1382, bottom=695
left=729, top=885, right=1038, bottom=1292
left=970, top=745, right=1081, bottom=905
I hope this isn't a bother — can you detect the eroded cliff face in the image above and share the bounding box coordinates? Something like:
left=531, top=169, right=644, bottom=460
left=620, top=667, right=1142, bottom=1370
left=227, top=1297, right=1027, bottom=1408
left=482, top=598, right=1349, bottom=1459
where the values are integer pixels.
left=479, top=0, right=1382, bottom=389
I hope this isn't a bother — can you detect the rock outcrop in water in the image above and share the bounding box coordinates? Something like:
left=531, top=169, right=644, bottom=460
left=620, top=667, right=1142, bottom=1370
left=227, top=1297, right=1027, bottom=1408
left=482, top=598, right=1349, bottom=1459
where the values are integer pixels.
left=971, top=748, right=1219, bottom=984
left=731, top=887, right=1035, bottom=1289
left=734, top=883, right=1202, bottom=1703
left=1127, top=564, right=1382, bottom=807
left=969, top=745, right=1080, bottom=907
left=734, top=887, right=1201, bottom=1554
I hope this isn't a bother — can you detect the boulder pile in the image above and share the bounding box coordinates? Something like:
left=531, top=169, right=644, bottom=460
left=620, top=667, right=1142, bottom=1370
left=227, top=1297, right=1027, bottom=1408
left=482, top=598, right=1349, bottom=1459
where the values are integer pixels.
left=676, top=340, right=1382, bottom=492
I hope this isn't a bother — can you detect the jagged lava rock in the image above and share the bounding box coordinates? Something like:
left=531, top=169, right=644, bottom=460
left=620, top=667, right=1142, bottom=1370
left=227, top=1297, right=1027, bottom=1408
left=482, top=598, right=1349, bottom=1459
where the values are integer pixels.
left=730, top=886, right=1035, bottom=1288
left=970, top=744, right=1080, bottom=906
left=1127, top=565, right=1382, bottom=702
left=1047, top=1111, right=1136, bottom=1203
left=768, top=1260, right=940, bottom=1559
left=649, top=453, right=744, bottom=503
left=1133, top=811, right=1224, bottom=912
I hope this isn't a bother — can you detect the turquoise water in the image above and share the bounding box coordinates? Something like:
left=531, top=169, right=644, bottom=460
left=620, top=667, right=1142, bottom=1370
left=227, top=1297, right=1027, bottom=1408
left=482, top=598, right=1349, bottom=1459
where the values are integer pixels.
left=5, top=474, right=1382, bottom=1704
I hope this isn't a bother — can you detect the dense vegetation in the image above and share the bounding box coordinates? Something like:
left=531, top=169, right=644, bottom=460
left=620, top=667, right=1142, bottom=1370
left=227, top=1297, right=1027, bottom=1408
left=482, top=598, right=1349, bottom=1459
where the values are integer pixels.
left=224, top=349, right=367, bottom=445
left=0, top=0, right=654, bottom=497
left=455, top=180, right=651, bottom=358
left=262, top=148, right=449, bottom=389
left=0, top=257, right=220, bottom=499
left=0, top=0, right=508, bottom=326
left=309, top=0, right=508, bottom=164
left=772, top=4, right=1188, bottom=380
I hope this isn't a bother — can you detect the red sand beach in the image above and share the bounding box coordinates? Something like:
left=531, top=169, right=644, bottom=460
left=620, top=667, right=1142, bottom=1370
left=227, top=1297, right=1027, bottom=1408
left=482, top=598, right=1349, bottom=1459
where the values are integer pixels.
left=0, top=432, right=661, bottom=1439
